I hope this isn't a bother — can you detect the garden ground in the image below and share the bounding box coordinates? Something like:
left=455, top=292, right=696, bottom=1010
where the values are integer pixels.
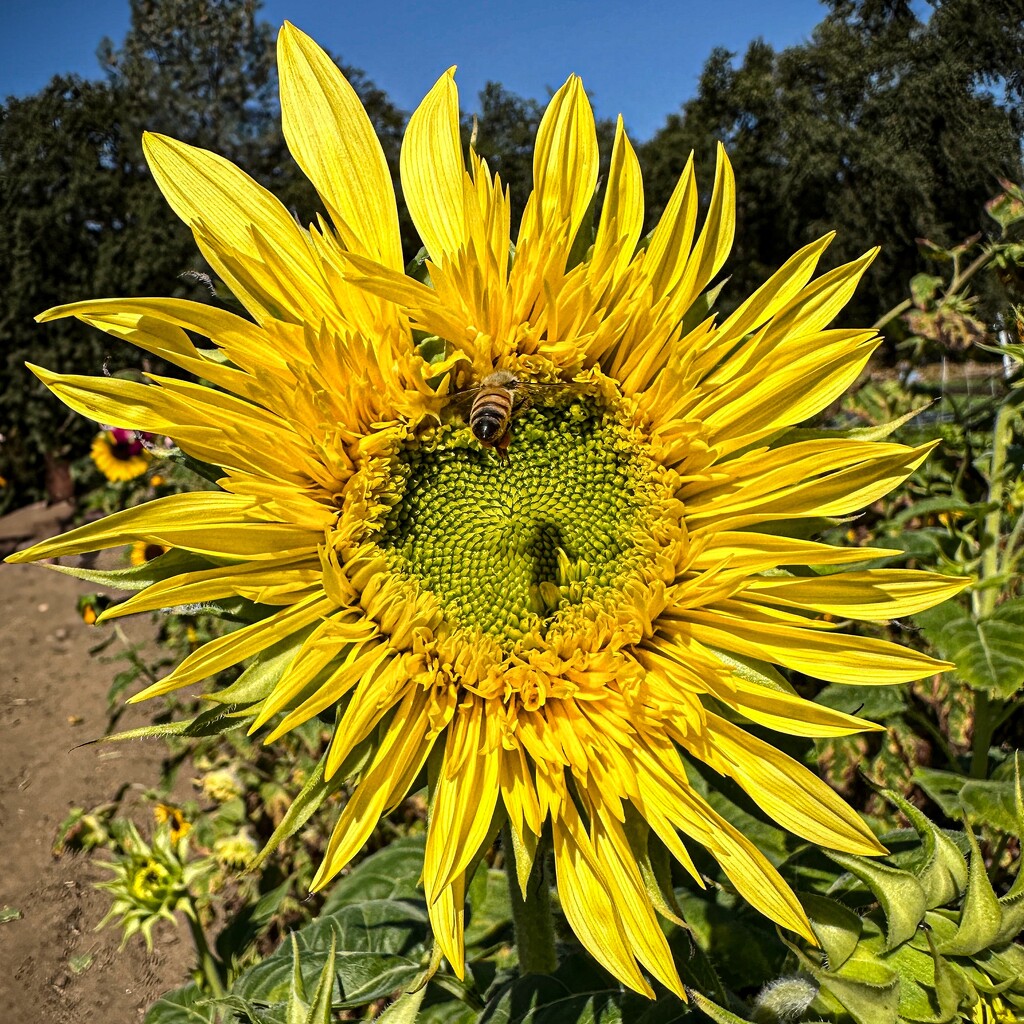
left=0, top=503, right=193, bottom=1022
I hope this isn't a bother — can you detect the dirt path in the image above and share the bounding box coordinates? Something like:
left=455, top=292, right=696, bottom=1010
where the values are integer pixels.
left=0, top=506, right=195, bottom=1022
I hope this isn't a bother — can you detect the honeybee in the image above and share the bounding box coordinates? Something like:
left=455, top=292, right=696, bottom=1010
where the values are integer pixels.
left=451, top=370, right=578, bottom=460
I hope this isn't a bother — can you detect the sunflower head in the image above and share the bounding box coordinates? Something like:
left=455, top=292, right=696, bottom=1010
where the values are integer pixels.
left=130, top=539, right=170, bottom=566
left=91, top=427, right=152, bottom=482
left=94, top=820, right=202, bottom=950
left=9, top=22, right=968, bottom=997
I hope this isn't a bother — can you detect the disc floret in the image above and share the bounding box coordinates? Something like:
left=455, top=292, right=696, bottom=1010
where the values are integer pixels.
left=367, top=386, right=682, bottom=655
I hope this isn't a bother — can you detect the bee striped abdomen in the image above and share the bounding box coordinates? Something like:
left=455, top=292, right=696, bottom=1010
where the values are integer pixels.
left=470, top=387, right=515, bottom=446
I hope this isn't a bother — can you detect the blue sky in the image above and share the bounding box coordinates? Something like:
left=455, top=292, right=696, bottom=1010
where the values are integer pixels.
left=2, top=0, right=827, bottom=141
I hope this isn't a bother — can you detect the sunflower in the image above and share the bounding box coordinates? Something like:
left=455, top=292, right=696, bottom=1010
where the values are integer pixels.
left=130, top=539, right=171, bottom=566
left=8, top=23, right=965, bottom=997
left=90, top=427, right=152, bottom=482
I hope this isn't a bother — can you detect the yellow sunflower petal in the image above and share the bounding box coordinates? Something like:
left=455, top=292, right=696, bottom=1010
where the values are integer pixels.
left=671, top=142, right=735, bottom=314
left=129, top=594, right=335, bottom=700
left=705, top=712, right=886, bottom=854
left=278, top=22, right=402, bottom=270
left=401, top=68, right=465, bottom=261
left=551, top=792, right=654, bottom=997
left=745, top=570, right=970, bottom=620
left=522, top=75, right=598, bottom=245
left=312, top=686, right=436, bottom=890
left=667, top=608, right=951, bottom=683
left=143, top=132, right=334, bottom=325
left=427, top=874, right=468, bottom=979
left=424, top=699, right=502, bottom=902
left=593, top=117, right=644, bottom=278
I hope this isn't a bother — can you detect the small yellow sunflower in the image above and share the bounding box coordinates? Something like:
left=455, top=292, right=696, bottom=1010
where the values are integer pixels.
left=130, top=539, right=171, bottom=566
left=153, top=802, right=191, bottom=842
left=91, top=427, right=151, bottom=482
left=8, top=23, right=966, bottom=996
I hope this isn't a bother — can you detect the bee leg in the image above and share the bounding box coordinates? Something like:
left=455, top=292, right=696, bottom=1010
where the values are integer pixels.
left=495, top=431, right=512, bottom=464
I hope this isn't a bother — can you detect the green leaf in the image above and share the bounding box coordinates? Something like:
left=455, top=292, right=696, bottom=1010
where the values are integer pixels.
left=971, top=939, right=1024, bottom=987
left=565, top=187, right=599, bottom=272
left=889, top=496, right=985, bottom=529
left=232, top=895, right=430, bottom=1010
left=321, top=836, right=427, bottom=910
left=913, top=768, right=1022, bottom=833
left=799, top=893, right=863, bottom=971
left=299, top=933, right=338, bottom=1024
left=688, top=990, right=752, bottom=1024
left=707, top=648, right=795, bottom=694
left=375, top=986, right=427, bottom=1024
left=46, top=548, right=216, bottom=592
left=814, top=682, right=908, bottom=722
left=405, top=246, right=430, bottom=281
left=673, top=892, right=780, bottom=992
left=465, top=863, right=513, bottom=951
left=216, top=878, right=292, bottom=970
left=925, top=929, right=974, bottom=1023
left=143, top=983, right=217, bottom=1024
left=826, top=852, right=927, bottom=950
left=625, top=813, right=685, bottom=926
left=811, top=957, right=900, bottom=1024
left=879, top=790, right=967, bottom=907
left=879, top=937, right=959, bottom=1024
left=418, top=995, right=483, bottom=1024
left=155, top=445, right=225, bottom=485
left=251, top=753, right=334, bottom=872
left=937, top=827, right=1002, bottom=956
left=206, top=626, right=316, bottom=706
left=910, top=273, right=944, bottom=307
left=85, top=702, right=250, bottom=745
left=784, top=403, right=932, bottom=445
left=916, top=600, right=1024, bottom=699
left=479, top=954, right=688, bottom=1023
left=679, top=279, right=728, bottom=339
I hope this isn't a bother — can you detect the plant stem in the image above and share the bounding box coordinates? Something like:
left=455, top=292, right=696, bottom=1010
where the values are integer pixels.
left=906, top=708, right=961, bottom=770
left=186, top=908, right=226, bottom=998
left=970, top=690, right=996, bottom=780
left=872, top=247, right=993, bottom=332
left=503, top=824, right=557, bottom=977
left=975, top=402, right=1013, bottom=619
left=967, top=401, right=1014, bottom=779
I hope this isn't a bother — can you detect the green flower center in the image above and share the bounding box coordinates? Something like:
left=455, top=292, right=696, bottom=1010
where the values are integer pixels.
left=375, top=394, right=656, bottom=647
left=131, top=858, right=176, bottom=907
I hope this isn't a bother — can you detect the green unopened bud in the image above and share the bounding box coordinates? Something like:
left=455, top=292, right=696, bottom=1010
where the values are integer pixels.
left=753, top=976, right=819, bottom=1024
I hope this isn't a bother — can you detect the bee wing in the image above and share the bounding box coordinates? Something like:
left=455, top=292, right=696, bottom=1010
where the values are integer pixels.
left=445, top=385, right=484, bottom=415
left=518, top=381, right=588, bottom=404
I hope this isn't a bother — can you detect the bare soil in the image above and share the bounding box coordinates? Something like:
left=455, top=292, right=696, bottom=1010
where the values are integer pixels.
left=0, top=504, right=195, bottom=1022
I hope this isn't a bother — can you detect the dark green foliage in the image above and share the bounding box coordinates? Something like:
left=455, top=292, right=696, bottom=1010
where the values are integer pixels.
left=470, top=82, right=616, bottom=236
left=0, top=73, right=191, bottom=510
left=638, top=0, right=1024, bottom=328
left=471, top=84, right=545, bottom=232
left=0, top=0, right=406, bottom=512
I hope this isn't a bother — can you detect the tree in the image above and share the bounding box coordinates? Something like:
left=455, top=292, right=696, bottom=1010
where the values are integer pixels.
left=639, top=0, right=1024, bottom=331
left=0, top=0, right=407, bottom=510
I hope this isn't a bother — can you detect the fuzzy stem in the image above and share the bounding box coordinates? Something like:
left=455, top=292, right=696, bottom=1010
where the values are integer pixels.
left=186, top=907, right=226, bottom=998
left=503, top=825, right=557, bottom=977
left=970, top=690, right=996, bottom=780
left=969, top=402, right=1014, bottom=779
left=979, top=402, right=1014, bottom=614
